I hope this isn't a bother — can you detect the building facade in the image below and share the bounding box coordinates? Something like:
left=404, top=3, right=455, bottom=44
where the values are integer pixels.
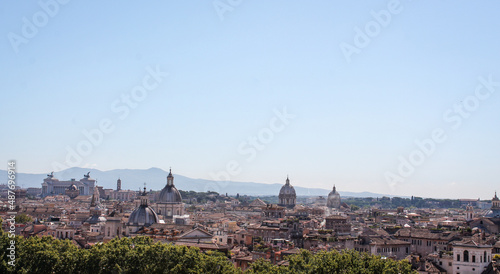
left=325, top=215, right=351, bottom=235
left=262, top=204, right=285, bottom=218
left=486, top=191, right=500, bottom=218
left=452, top=240, right=492, bottom=274
left=394, top=228, right=460, bottom=256
left=42, top=172, right=96, bottom=197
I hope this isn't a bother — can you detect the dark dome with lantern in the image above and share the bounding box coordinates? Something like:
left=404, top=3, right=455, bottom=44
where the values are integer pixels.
left=128, top=187, right=158, bottom=227
left=128, top=206, right=158, bottom=226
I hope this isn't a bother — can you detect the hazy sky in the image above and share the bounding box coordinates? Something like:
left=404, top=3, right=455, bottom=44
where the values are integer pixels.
left=2, top=1, right=500, bottom=199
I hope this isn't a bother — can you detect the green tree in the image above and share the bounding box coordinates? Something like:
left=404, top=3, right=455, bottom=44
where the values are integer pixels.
left=245, top=258, right=286, bottom=274
left=15, top=214, right=32, bottom=224
left=350, top=204, right=360, bottom=211
left=247, top=249, right=415, bottom=274
left=0, top=233, right=416, bottom=273
left=0, top=235, right=239, bottom=274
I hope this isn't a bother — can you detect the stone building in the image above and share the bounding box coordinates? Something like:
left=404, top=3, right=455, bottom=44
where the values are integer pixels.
left=55, top=224, right=76, bottom=240
left=486, top=191, right=500, bottom=218
left=262, top=204, right=285, bottom=218
left=42, top=172, right=95, bottom=197
left=108, top=190, right=136, bottom=201
left=84, top=186, right=107, bottom=233
left=394, top=228, right=460, bottom=256
left=452, top=239, right=492, bottom=274
left=354, top=228, right=410, bottom=260
left=278, top=176, right=296, bottom=209
left=104, top=212, right=124, bottom=240
left=247, top=221, right=284, bottom=242
left=470, top=192, right=500, bottom=234
left=325, top=215, right=351, bottom=235
left=368, top=237, right=411, bottom=260
left=104, top=178, right=137, bottom=201
left=470, top=217, right=500, bottom=234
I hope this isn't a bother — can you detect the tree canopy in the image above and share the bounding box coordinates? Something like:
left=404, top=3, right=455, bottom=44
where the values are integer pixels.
left=14, top=214, right=33, bottom=224
left=0, top=234, right=415, bottom=273
left=247, top=249, right=415, bottom=274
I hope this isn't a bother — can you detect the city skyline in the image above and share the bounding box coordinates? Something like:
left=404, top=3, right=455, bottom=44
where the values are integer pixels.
left=1, top=166, right=498, bottom=200
left=2, top=1, right=500, bottom=199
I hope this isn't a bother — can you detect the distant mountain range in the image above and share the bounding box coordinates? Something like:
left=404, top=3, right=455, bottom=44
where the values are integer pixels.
left=0, top=167, right=397, bottom=198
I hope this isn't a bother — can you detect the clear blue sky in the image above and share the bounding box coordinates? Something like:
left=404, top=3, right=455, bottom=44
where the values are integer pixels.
left=2, top=1, right=500, bottom=199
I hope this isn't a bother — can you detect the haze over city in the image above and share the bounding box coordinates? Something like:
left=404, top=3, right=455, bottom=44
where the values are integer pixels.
left=2, top=1, right=500, bottom=199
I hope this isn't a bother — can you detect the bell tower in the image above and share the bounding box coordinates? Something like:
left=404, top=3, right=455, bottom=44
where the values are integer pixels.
left=466, top=203, right=473, bottom=221
left=140, top=184, right=149, bottom=206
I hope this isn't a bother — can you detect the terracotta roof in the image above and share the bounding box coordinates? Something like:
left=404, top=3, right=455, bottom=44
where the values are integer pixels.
left=234, top=255, right=254, bottom=262
left=175, top=241, right=229, bottom=250
left=453, top=239, right=492, bottom=248
left=326, top=215, right=347, bottom=220
left=394, top=228, right=458, bottom=240
left=369, top=237, right=409, bottom=246
left=421, top=261, right=446, bottom=273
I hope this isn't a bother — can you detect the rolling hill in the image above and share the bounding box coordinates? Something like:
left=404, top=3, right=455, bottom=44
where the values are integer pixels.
left=1, top=167, right=394, bottom=197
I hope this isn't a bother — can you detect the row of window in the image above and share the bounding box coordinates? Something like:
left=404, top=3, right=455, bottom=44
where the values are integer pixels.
left=456, top=250, right=490, bottom=263
left=376, top=247, right=409, bottom=254
left=355, top=247, right=369, bottom=252
left=404, top=238, right=447, bottom=247
left=107, top=227, right=121, bottom=237
left=411, top=239, right=422, bottom=245
left=56, top=230, right=73, bottom=239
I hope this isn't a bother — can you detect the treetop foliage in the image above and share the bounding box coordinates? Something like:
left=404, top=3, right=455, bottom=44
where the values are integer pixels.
left=0, top=234, right=415, bottom=273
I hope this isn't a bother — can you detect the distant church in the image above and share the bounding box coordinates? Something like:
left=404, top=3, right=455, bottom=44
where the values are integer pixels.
left=155, top=169, right=184, bottom=219
left=126, top=169, right=185, bottom=235
left=327, top=185, right=341, bottom=210
left=127, top=186, right=158, bottom=235
left=486, top=191, right=500, bottom=218
left=469, top=191, right=500, bottom=234
left=278, top=176, right=296, bottom=208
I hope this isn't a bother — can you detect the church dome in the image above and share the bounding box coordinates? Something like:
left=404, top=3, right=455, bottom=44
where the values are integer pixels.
left=327, top=185, right=341, bottom=209
left=158, top=169, right=182, bottom=203
left=68, top=184, right=78, bottom=191
left=278, top=176, right=296, bottom=208
left=128, top=205, right=158, bottom=226
left=128, top=186, right=158, bottom=226
left=159, top=185, right=182, bottom=203
left=279, top=178, right=296, bottom=196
